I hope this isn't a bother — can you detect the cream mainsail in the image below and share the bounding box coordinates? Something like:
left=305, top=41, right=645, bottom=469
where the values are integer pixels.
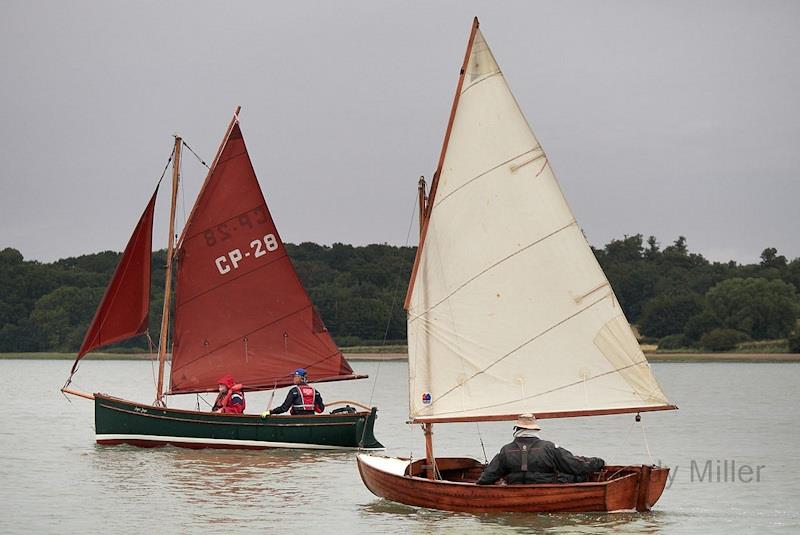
left=406, top=26, right=673, bottom=422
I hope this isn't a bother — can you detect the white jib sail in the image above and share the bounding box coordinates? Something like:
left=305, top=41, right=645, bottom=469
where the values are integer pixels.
left=407, top=28, right=671, bottom=421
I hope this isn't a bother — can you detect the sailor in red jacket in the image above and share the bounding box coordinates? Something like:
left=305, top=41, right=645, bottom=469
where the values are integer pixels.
left=261, top=368, right=324, bottom=417
left=212, top=374, right=246, bottom=414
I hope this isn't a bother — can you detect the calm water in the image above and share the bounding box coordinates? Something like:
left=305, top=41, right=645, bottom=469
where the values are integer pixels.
left=1, top=359, right=798, bottom=534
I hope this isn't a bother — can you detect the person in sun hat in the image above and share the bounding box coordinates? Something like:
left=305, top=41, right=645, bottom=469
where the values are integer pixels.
left=260, top=368, right=325, bottom=417
left=211, top=374, right=246, bottom=414
left=476, top=414, right=605, bottom=485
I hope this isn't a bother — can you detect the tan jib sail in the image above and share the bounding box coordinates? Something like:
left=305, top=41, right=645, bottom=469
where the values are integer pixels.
left=406, top=21, right=674, bottom=423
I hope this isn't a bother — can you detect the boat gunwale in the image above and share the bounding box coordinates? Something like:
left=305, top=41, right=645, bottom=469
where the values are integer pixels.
left=95, top=393, right=375, bottom=421
left=358, top=455, right=641, bottom=490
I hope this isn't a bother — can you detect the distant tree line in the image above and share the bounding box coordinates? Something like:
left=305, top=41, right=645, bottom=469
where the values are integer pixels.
left=0, top=243, right=415, bottom=353
left=1, top=236, right=799, bottom=353
left=593, top=235, right=800, bottom=352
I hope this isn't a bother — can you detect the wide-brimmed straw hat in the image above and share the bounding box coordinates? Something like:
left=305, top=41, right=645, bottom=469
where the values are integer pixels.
left=513, top=413, right=541, bottom=430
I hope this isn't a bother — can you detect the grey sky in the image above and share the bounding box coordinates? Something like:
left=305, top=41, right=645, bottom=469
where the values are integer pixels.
left=1, top=1, right=798, bottom=264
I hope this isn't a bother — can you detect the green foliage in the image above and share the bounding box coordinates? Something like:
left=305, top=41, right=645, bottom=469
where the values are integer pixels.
left=638, top=292, right=704, bottom=338
left=1, top=238, right=798, bottom=353
left=705, top=278, right=800, bottom=340
left=789, top=331, right=800, bottom=353
left=29, top=286, right=104, bottom=351
left=658, top=334, right=688, bottom=350
left=683, top=310, right=721, bottom=343
left=700, top=328, right=749, bottom=352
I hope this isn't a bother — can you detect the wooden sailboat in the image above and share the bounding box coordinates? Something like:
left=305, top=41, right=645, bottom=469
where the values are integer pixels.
left=357, top=18, right=675, bottom=511
left=62, top=109, right=382, bottom=451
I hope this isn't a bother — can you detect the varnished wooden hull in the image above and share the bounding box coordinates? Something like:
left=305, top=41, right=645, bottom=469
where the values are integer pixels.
left=94, top=394, right=383, bottom=450
left=357, top=455, right=668, bottom=513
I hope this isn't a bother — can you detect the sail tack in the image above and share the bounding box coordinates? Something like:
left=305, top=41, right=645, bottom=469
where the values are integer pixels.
left=73, top=187, right=158, bottom=371
left=406, top=25, right=673, bottom=422
left=169, top=122, right=356, bottom=394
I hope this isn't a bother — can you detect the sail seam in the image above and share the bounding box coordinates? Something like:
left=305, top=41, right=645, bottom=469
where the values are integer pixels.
left=175, top=252, right=288, bottom=308
left=418, top=291, right=611, bottom=411
left=171, top=303, right=314, bottom=371
left=215, top=149, right=247, bottom=168
left=509, top=152, right=546, bottom=173
left=432, top=147, right=540, bottom=211
left=182, top=202, right=270, bottom=243
left=419, top=358, right=654, bottom=418
left=461, top=70, right=502, bottom=96
left=408, top=218, right=577, bottom=323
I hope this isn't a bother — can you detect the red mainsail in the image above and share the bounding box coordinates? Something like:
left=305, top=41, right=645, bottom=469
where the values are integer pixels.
left=72, top=187, right=158, bottom=372
left=169, top=122, right=357, bottom=394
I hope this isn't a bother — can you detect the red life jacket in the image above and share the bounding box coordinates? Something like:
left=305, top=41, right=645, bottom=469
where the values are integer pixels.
left=215, top=384, right=245, bottom=414
left=291, top=384, right=319, bottom=414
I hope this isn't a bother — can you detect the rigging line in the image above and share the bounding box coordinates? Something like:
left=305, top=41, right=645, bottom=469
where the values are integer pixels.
left=431, top=147, right=539, bottom=211
left=422, top=291, right=612, bottom=410
left=614, top=417, right=637, bottom=464
left=147, top=331, right=157, bottom=390
left=155, top=146, right=175, bottom=188
left=476, top=422, right=488, bottom=464
left=367, top=190, right=419, bottom=408
left=182, top=140, right=209, bottom=169
left=265, top=380, right=278, bottom=412
left=640, top=415, right=654, bottom=464
left=180, top=144, right=187, bottom=229
left=408, top=218, right=577, bottom=323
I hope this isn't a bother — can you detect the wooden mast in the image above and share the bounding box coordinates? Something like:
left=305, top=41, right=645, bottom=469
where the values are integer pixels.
left=155, top=135, right=182, bottom=404
left=418, top=176, right=435, bottom=479
left=404, top=17, right=480, bottom=310
left=408, top=17, right=480, bottom=482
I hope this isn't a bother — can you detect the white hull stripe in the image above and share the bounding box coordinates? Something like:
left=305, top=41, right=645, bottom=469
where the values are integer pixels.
left=96, top=434, right=384, bottom=451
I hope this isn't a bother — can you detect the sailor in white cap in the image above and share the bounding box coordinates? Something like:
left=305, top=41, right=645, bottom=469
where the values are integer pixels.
left=476, top=414, right=605, bottom=485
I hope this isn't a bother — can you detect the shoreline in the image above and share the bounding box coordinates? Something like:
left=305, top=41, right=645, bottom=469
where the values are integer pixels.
left=2, top=352, right=799, bottom=362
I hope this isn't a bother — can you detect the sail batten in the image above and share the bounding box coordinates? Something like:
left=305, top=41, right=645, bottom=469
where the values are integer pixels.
left=169, top=120, right=355, bottom=395
left=407, top=26, right=673, bottom=421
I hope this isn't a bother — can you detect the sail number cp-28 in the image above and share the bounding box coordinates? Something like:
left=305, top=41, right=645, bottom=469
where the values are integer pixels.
left=199, top=207, right=281, bottom=275
left=214, top=234, right=278, bottom=274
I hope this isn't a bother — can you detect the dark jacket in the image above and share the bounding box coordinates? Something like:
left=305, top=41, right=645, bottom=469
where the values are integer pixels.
left=476, top=436, right=605, bottom=485
left=270, top=385, right=324, bottom=415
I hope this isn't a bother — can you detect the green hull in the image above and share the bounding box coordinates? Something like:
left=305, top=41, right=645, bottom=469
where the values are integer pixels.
left=94, top=394, right=383, bottom=450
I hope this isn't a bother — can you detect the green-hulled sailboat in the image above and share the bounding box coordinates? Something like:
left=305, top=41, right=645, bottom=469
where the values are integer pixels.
left=62, top=109, right=382, bottom=451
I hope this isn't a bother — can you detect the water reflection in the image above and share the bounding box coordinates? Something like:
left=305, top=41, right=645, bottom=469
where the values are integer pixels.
left=89, top=445, right=357, bottom=528
left=360, top=499, right=670, bottom=534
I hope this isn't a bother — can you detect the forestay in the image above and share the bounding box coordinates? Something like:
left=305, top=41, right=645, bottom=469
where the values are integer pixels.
left=406, top=27, right=672, bottom=422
